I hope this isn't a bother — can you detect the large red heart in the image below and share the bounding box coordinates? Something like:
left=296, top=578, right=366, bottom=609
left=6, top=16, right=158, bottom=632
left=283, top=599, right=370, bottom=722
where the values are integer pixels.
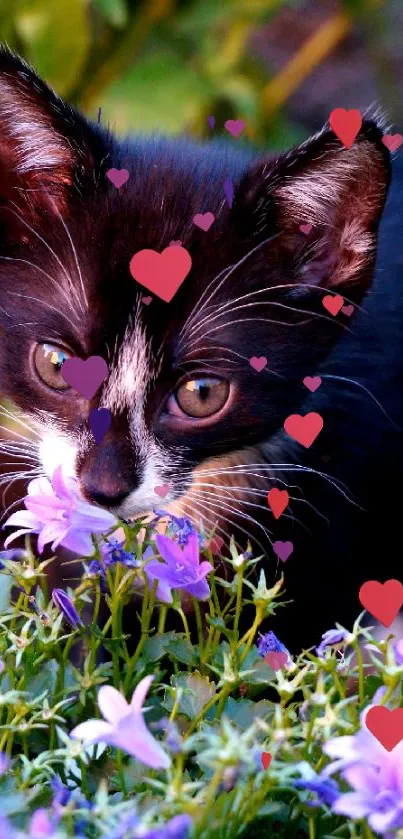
left=358, top=579, right=403, bottom=628
left=322, top=294, right=344, bottom=316
left=284, top=412, right=323, bottom=448
left=129, top=246, right=192, bottom=303
left=366, top=706, right=403, bottom=751
left=329, top=108, right=362, bottom=148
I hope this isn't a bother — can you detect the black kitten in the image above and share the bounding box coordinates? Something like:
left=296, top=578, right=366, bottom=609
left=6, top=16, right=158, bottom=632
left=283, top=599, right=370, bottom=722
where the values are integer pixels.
left=0, top=46, right=402, bottom=652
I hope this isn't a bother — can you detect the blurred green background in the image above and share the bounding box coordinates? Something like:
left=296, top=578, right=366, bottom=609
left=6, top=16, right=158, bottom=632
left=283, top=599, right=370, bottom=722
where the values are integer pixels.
left=0, top=0, right=402, bottom=152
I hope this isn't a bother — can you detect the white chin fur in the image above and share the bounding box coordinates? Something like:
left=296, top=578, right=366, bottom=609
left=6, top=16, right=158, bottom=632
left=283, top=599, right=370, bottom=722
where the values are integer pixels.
left=39, top=432, right=78, bottom=480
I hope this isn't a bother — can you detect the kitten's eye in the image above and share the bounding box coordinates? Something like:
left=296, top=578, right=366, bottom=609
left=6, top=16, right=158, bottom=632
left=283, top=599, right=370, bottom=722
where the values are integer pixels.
left=33, top=343, right=72, bottom=390
left=171, top=377, right=230, bottom=418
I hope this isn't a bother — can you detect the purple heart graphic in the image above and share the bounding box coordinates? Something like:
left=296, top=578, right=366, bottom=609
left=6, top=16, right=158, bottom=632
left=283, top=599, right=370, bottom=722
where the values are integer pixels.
left=223, top=177, right=234, bottom=208
left=207, top=115, right=215, bottom=129
left=89, top=408, right=111, bottom=444
left=62, top=356, right=109, bottom=400
left=106, top=168, right=130, bottom=188
left=249, top=356, right=267, bottom=372
left=273, top=540, right=294, bottom=563
left=224, top=119, right=245, bottom=138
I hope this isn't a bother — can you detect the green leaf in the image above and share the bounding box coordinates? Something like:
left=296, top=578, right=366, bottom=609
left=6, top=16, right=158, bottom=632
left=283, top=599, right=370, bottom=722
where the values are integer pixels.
left=101, top=44, right=212, bottom=134
left=92, top=0, right=128, bottom=28
left=0, top=574, right=14, bottom=613
left=165, top=637, right=198, bottom=666
left=224, top=696, right=272, bottom=729
left=142, top=631, right=178, bottom=663
left=164, top=671, right=216, bottom=718
left=14, top=0, right=90, bottom=96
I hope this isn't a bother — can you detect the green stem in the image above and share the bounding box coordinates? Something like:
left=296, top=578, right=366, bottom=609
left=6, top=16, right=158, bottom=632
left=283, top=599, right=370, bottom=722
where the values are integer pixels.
left=233, top=566, right=244, bottom=638
left=308, top=816, right=316, bottom=839
left=352, top=640, right=365, bottom=705
left=116, top=748, right=128, bottom=798
left=177, top=609, right=191, bottom=644
left=239, top=606, right=264, bottom=665
left=158, top=606, right=167, bottom=634
left=193, top=600, right=204, bottom=658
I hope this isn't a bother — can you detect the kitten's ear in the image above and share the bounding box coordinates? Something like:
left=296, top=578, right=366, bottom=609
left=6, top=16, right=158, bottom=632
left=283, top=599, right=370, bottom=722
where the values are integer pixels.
left=233, top=118, right=391, bottom=302
left=0, top=47, right=100, bottom=226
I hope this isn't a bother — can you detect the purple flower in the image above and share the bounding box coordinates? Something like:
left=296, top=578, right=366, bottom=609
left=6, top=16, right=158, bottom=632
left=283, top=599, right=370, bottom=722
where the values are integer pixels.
left=323, top=687, right=403, bottom=834
left=139, top=815, right=193, bottom=839
left=3, top=467, right=116, bottom=556
left=50, top=775, right=71, bottom=808
left=293, top=776, right=340, bottom=807
left=0, top=751, right=10, bottom=776
left=29, top=809, right=56, bottom=838
left=144, top=533, right=212, bottom=603
left=257, top=631, right=289, bottom=658
left=70, top=677, right=170, bottom=769
left=52, top=588, right=82, bottom=629
left=0, top=548, right=28, bottom=570
left=393, top=638, right=403, bottom=665
left=152, top=510, right=200, bottom=546
left=316, top=628, right=351, bottom=658
left=100, top=537, right=140, bottom=569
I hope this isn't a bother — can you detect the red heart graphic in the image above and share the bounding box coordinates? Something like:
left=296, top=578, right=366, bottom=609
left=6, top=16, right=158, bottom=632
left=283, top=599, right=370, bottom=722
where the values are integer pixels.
left=299, top=223, right=313, bottom=235
left=193, top=212, right=215, bottom=231
left=264, top=651, right=287, bottom=670
left=284, top=412, right=323, bottom=448
left=359, top=579, right=403, bottom=628
left=303, top=376, right=322, bottom=392
left=267, top=488, right=289, bottom=519
left=154, top=484, right=171, bottom=498
left=249, top=356, right=267, bottom=372
left=322, top=294, right=345, bottom=316
left=382, top=134, right=403, bottom=153
left=261, top=752, right=272, bottom=770
left=329, top=108, right=362, bottom=148
left=130, top=246, right=192, bottom=303
left=366, top=706, right=403, bottom=751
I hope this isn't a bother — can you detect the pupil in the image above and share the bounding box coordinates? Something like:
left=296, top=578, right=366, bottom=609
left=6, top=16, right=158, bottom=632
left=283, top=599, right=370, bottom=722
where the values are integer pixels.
left=197, top=383, right=211, bottom=402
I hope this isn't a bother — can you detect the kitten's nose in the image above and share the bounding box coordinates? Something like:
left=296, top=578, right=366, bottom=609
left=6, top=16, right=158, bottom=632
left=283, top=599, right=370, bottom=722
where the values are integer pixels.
left=79, top=442, right=137, bottom=509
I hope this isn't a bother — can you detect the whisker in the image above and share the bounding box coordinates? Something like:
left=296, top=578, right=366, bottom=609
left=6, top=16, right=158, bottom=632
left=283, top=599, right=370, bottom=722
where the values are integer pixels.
left=7, top=293, right=79, bottom=332
left=0, top=256, right=77, bottom=315
left=321, top=374, right=402, bottom=431
left=48, top=196, right=88, bottom=311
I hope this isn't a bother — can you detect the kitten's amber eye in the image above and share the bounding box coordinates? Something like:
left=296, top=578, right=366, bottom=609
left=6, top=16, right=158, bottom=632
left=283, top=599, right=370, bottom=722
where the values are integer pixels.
left=173, top=377, right=230, bottom=418
left=33, top=343, right=72, bottom=390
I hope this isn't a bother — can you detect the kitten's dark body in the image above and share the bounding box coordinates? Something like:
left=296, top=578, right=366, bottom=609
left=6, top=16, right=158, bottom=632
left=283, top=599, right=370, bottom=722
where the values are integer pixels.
left=0, top=47, right=402, bottom=652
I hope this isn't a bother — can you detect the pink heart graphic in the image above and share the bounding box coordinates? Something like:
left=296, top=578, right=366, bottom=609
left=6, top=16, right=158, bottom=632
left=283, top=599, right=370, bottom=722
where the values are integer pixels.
left=382, top=134, right=403, bottom=153
left=169, top=239, right=182, bottom=247
left=141, top=296, right=152, bottom=305
left=224, top=119, right=245, bottom=138
left=154, top=484, right=171, bottom=498
left=341, top=304, right=354, bottom=317
left=193, top=212, right=215, bottom=232
left=273, top=541, right=294, bottom=563
left=62, top=356, right=109, bottom=400
left=130, top=246, right=192, bottom=303
left=249, top=356, right=267, bottom=372
left=206, top=535, right=224, bottom=555
left=299, top=223, right=313, bottom=235
left=322, top=294, right=345, bottom=316
left=303, top=375, right=322, bottom=392
left=264, top=651, right=288, bottom=670
left=106, top=168, right=130, bottom=188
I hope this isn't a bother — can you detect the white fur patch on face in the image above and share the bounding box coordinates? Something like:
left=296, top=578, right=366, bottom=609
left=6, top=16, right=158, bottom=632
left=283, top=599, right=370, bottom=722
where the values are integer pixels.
left=39, top=430, right=78, bottom=479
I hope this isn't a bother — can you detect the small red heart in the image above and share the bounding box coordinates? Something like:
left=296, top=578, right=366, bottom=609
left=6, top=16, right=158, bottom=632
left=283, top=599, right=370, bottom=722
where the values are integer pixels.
left=366, top=706, right=403, bottom=751
left=193, top=212, right=215, bottom=232
left=264, top=651, right=287, bottom=670
left=303, top=375, right=322, bottom=392
left=329, top=108, right=362, bottom=149
left=130, top=246, right=191, bottom=303
left=382, top=134, right=403, bottom=153
left=169, top=240, right=182, bottom=247
left=141, top=296, right=152, bottom=305
left=249, top=356, right=267, bottom=372
left=154, top=484, right=171, bottom=498
left=261, top=752, right=272, bottom=770
left=322, top=294, right=345, bottom=316
left=284, top=412, right=324, bottom=448
left=359, top=579, right=403, bottom=628
left=267, top=488, right=289, bottom=519
left=299, top=223, right=313, bottom=235
left=106, top=168, right=130, bottom=188
left=341, top=304, right=354, bottom=317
